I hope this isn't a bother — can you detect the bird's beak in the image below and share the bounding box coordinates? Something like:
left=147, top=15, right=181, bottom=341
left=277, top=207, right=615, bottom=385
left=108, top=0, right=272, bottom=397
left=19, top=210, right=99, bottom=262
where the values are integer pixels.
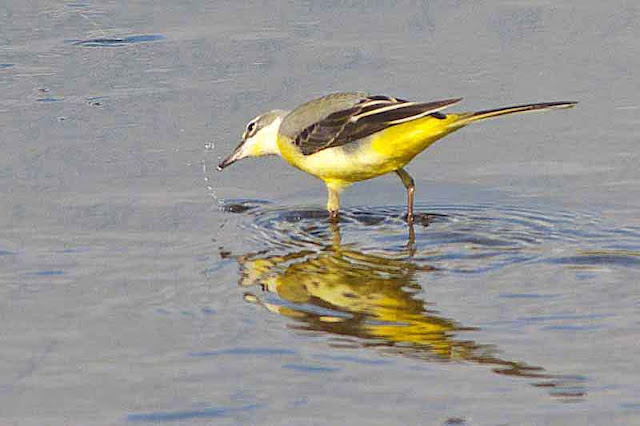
left=217, top=142, right=245, bottom=171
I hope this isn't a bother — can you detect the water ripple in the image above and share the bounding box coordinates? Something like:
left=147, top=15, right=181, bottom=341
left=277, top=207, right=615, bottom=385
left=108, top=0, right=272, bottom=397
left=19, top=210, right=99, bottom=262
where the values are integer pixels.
left=70, top=34, right=166, bottom=47
left=213, top=200, right=640, bottom=401
left=220, top=200, right=639, bottom=273
left=127, top=403, right=263, bottom=422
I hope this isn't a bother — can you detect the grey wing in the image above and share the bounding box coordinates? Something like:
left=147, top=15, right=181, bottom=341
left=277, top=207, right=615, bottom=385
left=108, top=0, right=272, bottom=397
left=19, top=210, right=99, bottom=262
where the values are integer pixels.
left=290, top=95, right=463, bottom=156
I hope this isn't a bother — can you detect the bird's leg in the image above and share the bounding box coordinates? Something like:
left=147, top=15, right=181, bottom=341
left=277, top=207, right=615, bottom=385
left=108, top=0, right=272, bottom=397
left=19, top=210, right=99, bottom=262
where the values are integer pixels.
left=395, top=168, right=415, bottom=224
left=326, top=185, right=341, bottom=222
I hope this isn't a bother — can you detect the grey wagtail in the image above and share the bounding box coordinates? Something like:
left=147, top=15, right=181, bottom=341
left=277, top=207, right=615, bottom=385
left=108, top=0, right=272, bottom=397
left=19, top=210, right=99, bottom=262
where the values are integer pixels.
left=218, top=92, right=576, bottom=222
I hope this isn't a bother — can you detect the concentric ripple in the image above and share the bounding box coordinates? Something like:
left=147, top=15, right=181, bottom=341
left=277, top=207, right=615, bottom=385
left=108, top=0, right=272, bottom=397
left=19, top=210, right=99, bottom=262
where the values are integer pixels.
left=220, top=200, right=640, bottom=273
left=216, top=199, right=631, bottom=400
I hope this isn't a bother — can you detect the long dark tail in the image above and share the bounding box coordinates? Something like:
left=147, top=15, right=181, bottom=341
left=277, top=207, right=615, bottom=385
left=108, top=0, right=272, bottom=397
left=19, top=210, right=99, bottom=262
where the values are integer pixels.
left=453, top=101, right=577, bottom=127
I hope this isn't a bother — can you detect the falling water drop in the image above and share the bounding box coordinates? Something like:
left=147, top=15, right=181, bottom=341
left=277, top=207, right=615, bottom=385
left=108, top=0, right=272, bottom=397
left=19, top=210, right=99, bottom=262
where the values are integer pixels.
left=203, top=142, right=223, bottom=206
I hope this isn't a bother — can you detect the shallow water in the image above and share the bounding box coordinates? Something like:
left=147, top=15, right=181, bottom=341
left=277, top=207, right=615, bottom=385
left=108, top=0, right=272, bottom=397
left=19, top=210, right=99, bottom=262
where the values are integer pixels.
left=2, top=0, right=640, bottom=425
left=218, top=200, right=637, bottom=397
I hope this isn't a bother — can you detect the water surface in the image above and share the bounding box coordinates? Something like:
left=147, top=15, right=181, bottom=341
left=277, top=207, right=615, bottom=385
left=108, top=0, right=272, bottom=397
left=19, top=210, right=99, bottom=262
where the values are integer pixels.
left=1, top=0, right=639, bottom=424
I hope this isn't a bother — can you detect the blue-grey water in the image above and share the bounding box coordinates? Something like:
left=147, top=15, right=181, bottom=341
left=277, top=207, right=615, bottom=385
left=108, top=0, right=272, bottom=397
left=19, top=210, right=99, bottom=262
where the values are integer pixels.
left=1, top=1, right=639, bottom=425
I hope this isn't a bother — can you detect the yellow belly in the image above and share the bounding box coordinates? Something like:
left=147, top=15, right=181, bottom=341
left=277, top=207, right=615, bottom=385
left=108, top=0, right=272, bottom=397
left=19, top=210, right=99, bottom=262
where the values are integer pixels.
left=277, top=114, right=463, bottom=187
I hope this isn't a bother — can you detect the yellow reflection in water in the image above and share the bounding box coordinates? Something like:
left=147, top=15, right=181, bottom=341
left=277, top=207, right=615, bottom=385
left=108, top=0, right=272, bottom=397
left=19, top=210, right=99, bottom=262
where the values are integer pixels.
left=231, top=223, right=584, bottom=399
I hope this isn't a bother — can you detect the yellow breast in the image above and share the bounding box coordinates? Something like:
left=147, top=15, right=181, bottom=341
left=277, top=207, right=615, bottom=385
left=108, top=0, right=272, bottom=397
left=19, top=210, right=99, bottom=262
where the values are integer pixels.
left=277, top=114, right=462, bottom=186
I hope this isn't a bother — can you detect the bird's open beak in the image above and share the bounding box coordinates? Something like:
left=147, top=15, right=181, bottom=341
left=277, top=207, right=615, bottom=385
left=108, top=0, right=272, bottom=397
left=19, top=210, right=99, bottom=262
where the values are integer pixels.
left=217, top=142, right=245, bottom=171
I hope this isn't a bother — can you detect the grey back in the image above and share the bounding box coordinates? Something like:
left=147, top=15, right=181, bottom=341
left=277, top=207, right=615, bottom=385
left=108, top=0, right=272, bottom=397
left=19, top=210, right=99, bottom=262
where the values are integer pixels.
left=279, top=92, right=368, bottom=139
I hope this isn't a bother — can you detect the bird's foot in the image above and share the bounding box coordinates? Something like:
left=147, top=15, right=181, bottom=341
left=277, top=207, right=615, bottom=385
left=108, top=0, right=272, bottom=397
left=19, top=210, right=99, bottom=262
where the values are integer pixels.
left=405, top=212, right=414, bottom=224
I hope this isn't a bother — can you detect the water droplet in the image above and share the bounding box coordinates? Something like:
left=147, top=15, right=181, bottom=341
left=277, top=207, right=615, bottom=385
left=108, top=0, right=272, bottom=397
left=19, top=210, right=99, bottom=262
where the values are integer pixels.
left=202, top=144, right=223, bottom=206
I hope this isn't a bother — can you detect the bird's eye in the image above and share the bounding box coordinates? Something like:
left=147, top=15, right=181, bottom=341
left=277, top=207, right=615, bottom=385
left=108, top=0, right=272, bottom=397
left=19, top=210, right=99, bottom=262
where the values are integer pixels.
left=247, top=122, right=256, bottom=133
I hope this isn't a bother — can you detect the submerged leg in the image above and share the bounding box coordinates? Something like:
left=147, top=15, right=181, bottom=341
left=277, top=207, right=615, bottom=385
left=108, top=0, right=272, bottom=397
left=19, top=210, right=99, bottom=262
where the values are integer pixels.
left=326, top=184, right=341, bottom=222
left=395, top=168, right=415, bottom=224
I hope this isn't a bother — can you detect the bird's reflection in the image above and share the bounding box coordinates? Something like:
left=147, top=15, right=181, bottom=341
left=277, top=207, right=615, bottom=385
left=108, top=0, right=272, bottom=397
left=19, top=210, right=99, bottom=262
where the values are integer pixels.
left=228, top=222, right=585, bottom=400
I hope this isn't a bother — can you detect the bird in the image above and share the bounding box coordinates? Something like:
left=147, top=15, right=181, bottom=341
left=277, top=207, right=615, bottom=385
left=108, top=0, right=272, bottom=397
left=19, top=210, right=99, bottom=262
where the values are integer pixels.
left=217, top=92, right=576, bottom=222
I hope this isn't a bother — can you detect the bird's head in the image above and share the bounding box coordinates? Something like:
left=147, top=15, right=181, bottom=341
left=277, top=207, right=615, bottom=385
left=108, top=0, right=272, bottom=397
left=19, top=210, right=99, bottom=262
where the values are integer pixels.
left=217, top=110, right=288, bottom=171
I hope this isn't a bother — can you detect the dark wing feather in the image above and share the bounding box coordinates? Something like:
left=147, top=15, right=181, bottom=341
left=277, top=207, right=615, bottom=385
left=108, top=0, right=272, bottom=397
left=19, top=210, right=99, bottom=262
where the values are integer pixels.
left=294, top=96, right=462, bottom=155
